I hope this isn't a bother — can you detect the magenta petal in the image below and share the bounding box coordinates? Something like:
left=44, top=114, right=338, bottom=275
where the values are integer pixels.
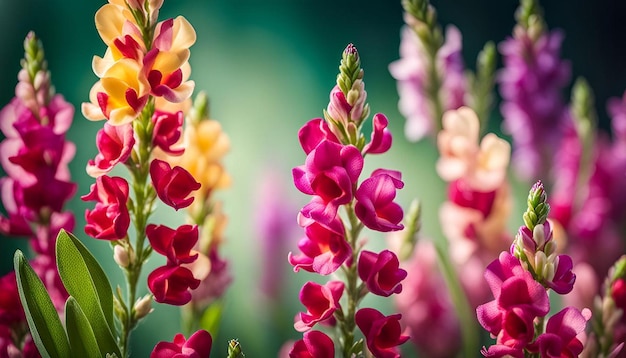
left=363, top=113, right=393, bottom=154
left=547, top=254, right=576, bottom=294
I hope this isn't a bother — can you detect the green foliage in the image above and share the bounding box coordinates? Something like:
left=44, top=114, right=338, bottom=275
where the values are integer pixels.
left=15, top=230, right=122, bottom=358
left=14, top=250, right=71, bottom=358
left=56, top=230, right=121, bottom=357
left=65, top=297, right=101, bottom=358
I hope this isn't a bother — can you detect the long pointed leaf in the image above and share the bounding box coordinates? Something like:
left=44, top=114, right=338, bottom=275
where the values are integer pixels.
left=65, top=297, right=100, bottom=358
left=56, top=230, right=121, bottom=357
left=62, top=230, right=114, bottom=328
left=14, top=250, right=71, bottom=358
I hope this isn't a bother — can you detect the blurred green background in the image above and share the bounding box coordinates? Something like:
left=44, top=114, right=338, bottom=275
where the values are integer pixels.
left=1, top=0, right=626, bottom=356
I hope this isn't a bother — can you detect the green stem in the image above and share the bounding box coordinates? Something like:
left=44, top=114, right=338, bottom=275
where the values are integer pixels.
left=337, top=203, right=364, bottom=358
left=119, top=99, right=156, bottom=358
left=434, top=241, right=478, bottom=358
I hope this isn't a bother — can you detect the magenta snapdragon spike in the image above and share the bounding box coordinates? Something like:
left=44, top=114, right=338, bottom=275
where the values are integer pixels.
left=289, top=44, right=407, bottom=357
left=477, top=181, right=589, bottom=356
left=497, top=0, right=571, bottom=180
left=0, top=31, right=76, bottom=356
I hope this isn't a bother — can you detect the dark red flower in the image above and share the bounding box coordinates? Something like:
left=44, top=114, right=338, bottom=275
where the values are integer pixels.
left=355, top=308, right=409, bottom=358
left=294, top=281, right=344, bottom=332
left=147, top=224, right=199, bottom=265
left=152, top=110, right=184, bottom=156
left=150, top=159, right=201, bottom=210
left=148, top=265, right=201, bottom=306
left=289, top=330, right=335, bottom=358
left=150, top=329, right=212, bottom=358
left=358, top=250, right=407, bottom=297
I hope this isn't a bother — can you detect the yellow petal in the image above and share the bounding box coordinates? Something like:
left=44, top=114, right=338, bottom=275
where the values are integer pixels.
left=171, top=16, right=197, bottom=51
left=95, top=4, right=126, bottom=45
left=108, top=106, right=138, bottom=126
left=152, top=50, right=190, bottom=75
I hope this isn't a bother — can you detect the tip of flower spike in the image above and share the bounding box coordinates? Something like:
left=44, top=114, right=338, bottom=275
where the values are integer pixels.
left=337, top=43, right=363, bottom=96
left=344, top=43, right=358, bottom=56
left=21, top=31, right=48, bottom=82
left=522, top=180, right=550, bottom=231
left=514, top=0, right=545, bottom=36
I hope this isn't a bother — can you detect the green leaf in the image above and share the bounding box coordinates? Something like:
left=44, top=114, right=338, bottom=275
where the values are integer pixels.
left=14, top=250, right=71, bottom=358
left=63, top=230, right=114, bottom=328
left=56, top=230, right=121, bottom=357
left=65, top=297, right=100, bottom=358
left=200, top=300, right=224, bottom=337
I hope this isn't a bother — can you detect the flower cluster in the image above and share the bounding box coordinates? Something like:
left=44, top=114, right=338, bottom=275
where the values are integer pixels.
left=289, top=44, right=408, bottom=357
left=82, top=0, right=195, bottom=125
left=0, top=32, right=76, bottom=356
left=79, top=0, right=209, bottom=356
left=477, top=181, right=589, bottom=357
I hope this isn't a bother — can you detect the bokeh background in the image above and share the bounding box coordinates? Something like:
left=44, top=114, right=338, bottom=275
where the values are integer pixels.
left=1, top=0, right=626, bottom=356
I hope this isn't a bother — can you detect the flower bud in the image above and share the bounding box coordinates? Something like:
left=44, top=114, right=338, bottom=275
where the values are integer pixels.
left=113, top=245, right=130, bottom=268
left=133, top=294, right=153, bottom=320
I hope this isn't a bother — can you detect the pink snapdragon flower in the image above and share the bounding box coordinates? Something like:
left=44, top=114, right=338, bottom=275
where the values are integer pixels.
left=82, top=175, right=131, bottom=240
left=526, top=307, right=590, bottom=357
left=294, top=280, right=344, bottom=332
left=297, top=118, right=340, bottom=155
left=87, top=122, right=135, bottom=177
left=293, top=140, right=363, bottom=227
left=394, top=240, right=461, bottom=357
left=363, top=113, right=392, bottom=155
left=151, top=329, right=212, bottom=358
left=476, top=252, right=550, bottom=346
left=355, top=307, right=409, bottom=358
left=150, top=158, right=201, bottom=210
left=288, top=330, right=335, bottom=358
left=355, top=169, right=404, bottom=232
left=358, top=250, right=407, bottom=297
left=288, top=220, right=351, bottom=275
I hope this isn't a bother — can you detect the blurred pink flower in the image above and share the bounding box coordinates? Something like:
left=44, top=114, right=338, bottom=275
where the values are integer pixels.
left=389, top=25, right=466, bottom=141
left=394, top=240, right=461, bottom=357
